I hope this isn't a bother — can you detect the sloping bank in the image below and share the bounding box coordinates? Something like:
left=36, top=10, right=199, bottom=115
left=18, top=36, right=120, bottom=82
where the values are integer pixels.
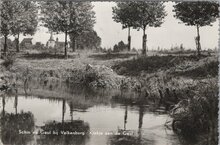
left=10, top=63, right=128, bottom=89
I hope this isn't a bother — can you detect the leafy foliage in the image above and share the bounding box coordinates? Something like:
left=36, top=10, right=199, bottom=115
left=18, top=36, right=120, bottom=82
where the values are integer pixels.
left=70, top=30, right=101, bottom=50
left=171, top=79, right=218, bottom=144
left=0, top=0, right=38, bottom=52
left=1, top=51, right=16, bottom=69
left=131, top=2, right=167, bottom=29
left=173, top=1, right=219, bottom=56
left=113, top=41, right=127, bottom=52
left=113, top=2, right=166, bottom=54
left=173, top=2, right=219, bottom=27
left=0, top=111, right=35, bottom=145
left=41, top=2, right=95, bottom=56
left=112, top=2, right=138, bottom=29
left=10, top=1, right=38, bottom=36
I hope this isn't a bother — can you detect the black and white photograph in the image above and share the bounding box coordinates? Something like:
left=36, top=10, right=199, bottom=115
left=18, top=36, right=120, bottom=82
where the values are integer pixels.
left=0, top=1, right=219, bottom=145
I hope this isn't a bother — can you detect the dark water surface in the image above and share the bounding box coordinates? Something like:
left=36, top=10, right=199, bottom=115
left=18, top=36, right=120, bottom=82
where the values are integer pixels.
left=0, top=81, right=197, bottom=145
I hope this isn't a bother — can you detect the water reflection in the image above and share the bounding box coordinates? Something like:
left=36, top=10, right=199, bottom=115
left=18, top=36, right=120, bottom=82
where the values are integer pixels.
left=0, top=99, right=35, bottom=145
left=37, top=120, right=90, bottom=145
left=36, top=95, right=90, bottom=145
left=0, top=80, right=208, bottom=145
left=108, top=102, right=155, bottom=145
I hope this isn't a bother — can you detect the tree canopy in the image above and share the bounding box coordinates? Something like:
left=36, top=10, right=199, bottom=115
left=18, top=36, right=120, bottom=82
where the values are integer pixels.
left=0, top=0, right=38, bottom=53
left=113, top=2, right=167, bottom=30
left=112, top=2, right=138, bottom=29
left=135, top=2, right=166, bottom=29
left=41, top=1, right=95, bottom=56
left=173, top=1, right=219, bottom=27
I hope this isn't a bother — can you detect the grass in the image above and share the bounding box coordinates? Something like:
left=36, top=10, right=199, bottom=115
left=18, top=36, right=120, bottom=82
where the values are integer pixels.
left=1, top=49, right=218, bottom=144
left=112, top=55, right=200, bottom=76
left=89, top=52, right=136, bottom=60
left=21, top=52, right=76, bottom=59
left=170, top=78, right=218, bottom=144
left=173, top=60, right=218, bottom=78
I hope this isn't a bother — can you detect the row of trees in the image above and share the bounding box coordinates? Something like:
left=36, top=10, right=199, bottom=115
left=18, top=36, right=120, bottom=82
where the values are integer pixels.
left=112, top=1, right=219, bottom=56
left=0, top=1, right=99, bottom=57
left=1, top=1, right=218, bottom=57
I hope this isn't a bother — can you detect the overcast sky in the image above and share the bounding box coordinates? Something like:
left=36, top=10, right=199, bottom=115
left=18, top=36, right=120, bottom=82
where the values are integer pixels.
left=16, top=2, right=219, bottom=50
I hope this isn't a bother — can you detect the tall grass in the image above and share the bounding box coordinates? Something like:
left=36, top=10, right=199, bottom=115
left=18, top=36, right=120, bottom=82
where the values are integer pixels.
left=170, top=78, right=218, bottom=144
left=112, top=55, right=198, bottom=76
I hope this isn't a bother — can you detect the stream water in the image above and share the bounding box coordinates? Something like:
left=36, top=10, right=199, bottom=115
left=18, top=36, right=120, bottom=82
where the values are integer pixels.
left=0, top=81, right=199, bottom=145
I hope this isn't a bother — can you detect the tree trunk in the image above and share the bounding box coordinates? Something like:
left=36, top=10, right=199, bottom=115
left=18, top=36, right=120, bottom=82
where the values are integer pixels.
left=142, top=27, right=147, bottom=55
left=72, top=37, right=76, bottom=52
left=64, top=31, right=68, bottom=58
left=62, top=99, right=66, bottom=123
left=14, top=93, right=18, bottom=114
left=138, top=106, right=144, bottom=129
left=128, top=27, right=131, bottom=51
left=124, top=105, right=128, bottom=130
left=3, top=35, right=8, bottom=56
left=16, top=33, right=20, bottom=52
left=196, top=25, right=201, bottom=57
left=2, top=96, right=5, bottom=117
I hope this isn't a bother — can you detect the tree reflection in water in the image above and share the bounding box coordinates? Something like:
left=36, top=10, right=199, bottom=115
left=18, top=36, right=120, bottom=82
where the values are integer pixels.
left=0, top=111, right=35, bottom=145
left=0, top=93, right=34, bottom=145
left=37, top=98, right=90, bottom=145
left=108, top=103, right=155, bottom=145
left=37, top=120, right=90, bottom=145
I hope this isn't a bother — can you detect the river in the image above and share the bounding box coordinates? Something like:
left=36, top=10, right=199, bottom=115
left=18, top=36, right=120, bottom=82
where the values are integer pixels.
left=0, top=81, right=198, bottom=145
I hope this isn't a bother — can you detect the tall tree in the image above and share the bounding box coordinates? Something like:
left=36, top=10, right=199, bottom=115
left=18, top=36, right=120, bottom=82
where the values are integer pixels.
left=132, top=2, right=166, bottom=55
left=11, top=1, right=38, bottom=52
left=112, top=2, right=138, bottom=51
left=0, top=1, right=16, bottom=56
left=0, top=1, right=38, bottom=54
left=173, top=2, right=219, bottom=56
left=68, top=2, right=95, bottom=52
left=41, top=2, right=95, bottom=57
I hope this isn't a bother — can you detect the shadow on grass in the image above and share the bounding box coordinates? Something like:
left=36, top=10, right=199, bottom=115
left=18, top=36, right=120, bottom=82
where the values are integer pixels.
left=21, top=53, right=76, bottom=59
left=89, top=53, right=136, bottom=60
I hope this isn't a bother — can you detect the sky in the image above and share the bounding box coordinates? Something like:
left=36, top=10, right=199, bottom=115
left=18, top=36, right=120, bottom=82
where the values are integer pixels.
left=15, top=2, right=219, bottom=50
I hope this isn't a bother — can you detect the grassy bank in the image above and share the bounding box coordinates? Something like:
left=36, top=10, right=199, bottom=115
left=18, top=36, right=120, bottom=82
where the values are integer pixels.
left=112, top=54, right=218, bottom=142
left=0, top=50, right=218, bottom=143
left=2, top=51, right=138, bottom=90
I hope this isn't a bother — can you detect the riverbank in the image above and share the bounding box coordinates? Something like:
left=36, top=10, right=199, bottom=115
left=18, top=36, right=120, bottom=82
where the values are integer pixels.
left=0, top=50, right=218, bottom=144
left=1, top=51, right=218, bottom=93
left=3, top=51, right=137, bottom=89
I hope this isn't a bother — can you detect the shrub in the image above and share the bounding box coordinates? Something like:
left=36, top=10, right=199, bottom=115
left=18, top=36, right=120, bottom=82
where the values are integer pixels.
left=170, top=78, right=218, bottom=143
left=1, top=52, right=16, bottom=69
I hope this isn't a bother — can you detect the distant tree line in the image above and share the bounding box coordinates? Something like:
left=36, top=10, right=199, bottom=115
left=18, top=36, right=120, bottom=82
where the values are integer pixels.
left=113, top=41, right=127, bottom=52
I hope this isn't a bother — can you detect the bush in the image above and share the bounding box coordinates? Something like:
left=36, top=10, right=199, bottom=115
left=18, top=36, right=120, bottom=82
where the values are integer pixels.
left=170, top=79, right=218, bottom=143
left=1, top=52, right=16, bottom=69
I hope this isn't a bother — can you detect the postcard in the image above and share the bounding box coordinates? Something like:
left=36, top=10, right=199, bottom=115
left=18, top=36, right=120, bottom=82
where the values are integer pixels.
left=0, top=0, right=219, bottom=145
